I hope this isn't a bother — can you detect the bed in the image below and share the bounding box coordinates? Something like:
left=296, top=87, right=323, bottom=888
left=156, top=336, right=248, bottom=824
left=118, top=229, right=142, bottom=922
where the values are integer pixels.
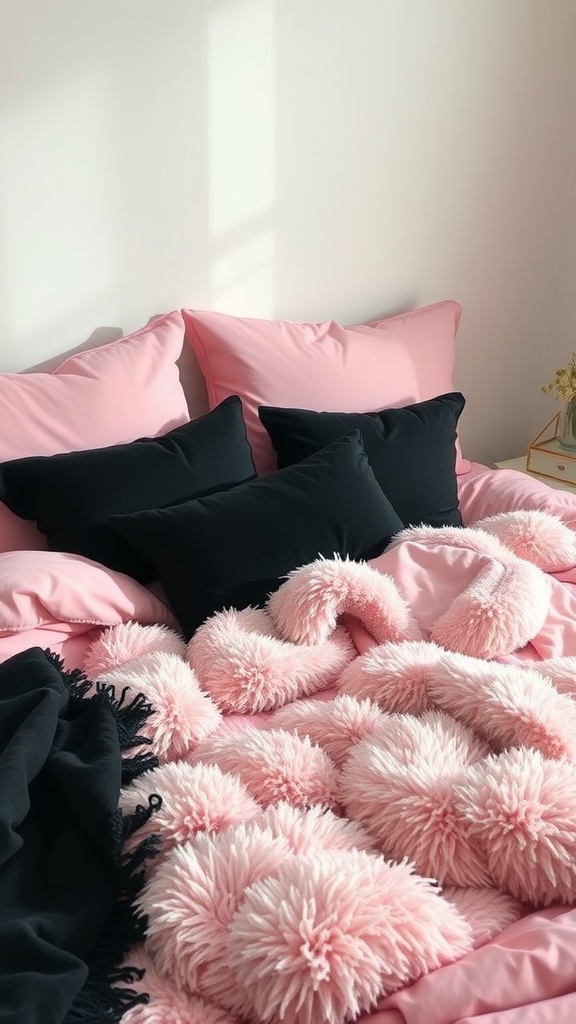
left=1, top=300, right=576, bottom=1024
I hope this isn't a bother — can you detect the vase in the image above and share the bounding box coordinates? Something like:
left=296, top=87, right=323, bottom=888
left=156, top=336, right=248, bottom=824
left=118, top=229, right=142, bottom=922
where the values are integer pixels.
left=560, top=398, right=576, bottom=449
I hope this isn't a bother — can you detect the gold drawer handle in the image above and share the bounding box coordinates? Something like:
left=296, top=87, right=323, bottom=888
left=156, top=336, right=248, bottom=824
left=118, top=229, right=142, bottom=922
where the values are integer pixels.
left=557, top=464, right=566, bottom=471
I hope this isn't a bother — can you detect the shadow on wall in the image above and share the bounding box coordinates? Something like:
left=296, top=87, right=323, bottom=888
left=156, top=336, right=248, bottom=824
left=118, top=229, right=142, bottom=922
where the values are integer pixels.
left=0, top=0, right=279, bottom=370
left=24, top=326, right=123, bottom=373
left=1, top=0, right=420, bottom=372
left=22, top=314, right=209, bottom=425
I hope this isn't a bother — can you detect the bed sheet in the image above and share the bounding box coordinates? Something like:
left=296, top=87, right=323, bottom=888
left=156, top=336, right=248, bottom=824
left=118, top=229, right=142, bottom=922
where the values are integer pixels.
left=2, top=461, right=576, bottom=1024
left=458, top=460, right=576, bottom=530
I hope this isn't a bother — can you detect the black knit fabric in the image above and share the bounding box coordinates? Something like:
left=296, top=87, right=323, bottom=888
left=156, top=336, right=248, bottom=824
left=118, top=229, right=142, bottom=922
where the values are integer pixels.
left=0, top=647, right=159, bottom=1024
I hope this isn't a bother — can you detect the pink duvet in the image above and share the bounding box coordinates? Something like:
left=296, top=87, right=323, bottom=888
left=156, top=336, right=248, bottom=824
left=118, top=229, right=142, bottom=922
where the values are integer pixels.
left=1, top=462, right=576, bottom=1023
left=363, top=464, right=576, bottom=1023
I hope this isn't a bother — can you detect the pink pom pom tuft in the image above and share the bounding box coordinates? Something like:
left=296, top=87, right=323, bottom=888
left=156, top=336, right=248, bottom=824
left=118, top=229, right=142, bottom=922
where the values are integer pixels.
left=256, top=801, right=374, bottom=854
left=228, top=850, right=472, bottom=1024
left=119, top=761, right=261, bottom=860
left=271, top=694, right=386, bottom=766
left=475, top=509, right=576, bottom=572
left=337, top=640, right=442, bottom=714
left=340, top=713, right=491, bottom=886
left=119, top=943, right=237, bottom=1024
left=455, top=747, right=576, bottom=905
left=139, top=822, right=291, bottom=1013
left=83, top=621, right=185, bottom=677
left=98, top=652, right=222, bottom=762
left=441, top=887, right=523, bottom=949
left=189, top=726, right=339, bottom=808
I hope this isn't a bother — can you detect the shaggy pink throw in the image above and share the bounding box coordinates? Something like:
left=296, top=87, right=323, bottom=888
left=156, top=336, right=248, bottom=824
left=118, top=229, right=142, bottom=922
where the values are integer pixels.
left=101, top=510, right=576, bottom=1024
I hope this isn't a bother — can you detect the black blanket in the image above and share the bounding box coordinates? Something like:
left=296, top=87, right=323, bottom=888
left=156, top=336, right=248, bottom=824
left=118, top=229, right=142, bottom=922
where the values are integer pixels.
left=0, top=647, right=159, bottom=1024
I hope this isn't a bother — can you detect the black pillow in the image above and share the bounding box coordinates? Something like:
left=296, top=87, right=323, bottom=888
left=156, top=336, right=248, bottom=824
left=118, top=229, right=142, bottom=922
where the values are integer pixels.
left=0, top=396, right=256, bottom=582
left=259, top=392, right=465, bottom=529
left=110, top=431, right=403, bottom=639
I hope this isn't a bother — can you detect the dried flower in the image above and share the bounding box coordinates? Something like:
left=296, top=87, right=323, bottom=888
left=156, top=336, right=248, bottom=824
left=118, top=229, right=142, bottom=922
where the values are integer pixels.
left=541, top=354, right=576, bottom=402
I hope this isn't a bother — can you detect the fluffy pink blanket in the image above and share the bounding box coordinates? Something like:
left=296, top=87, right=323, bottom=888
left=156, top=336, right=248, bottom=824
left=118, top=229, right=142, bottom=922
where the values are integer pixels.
left=81, top=510, right=576, bottom=1024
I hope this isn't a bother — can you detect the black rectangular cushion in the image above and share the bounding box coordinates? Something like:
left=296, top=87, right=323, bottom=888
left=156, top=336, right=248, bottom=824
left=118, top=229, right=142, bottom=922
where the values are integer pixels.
left=110, top=431, right=404, bottom=638
left=258, top=392, right=465, bottom=529
left=0, top=396, right=256, bottom=582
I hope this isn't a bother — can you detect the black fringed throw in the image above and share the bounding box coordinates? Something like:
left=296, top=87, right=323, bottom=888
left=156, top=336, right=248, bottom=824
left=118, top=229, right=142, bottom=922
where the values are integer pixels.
left=0, top=647, right=161, bottom=1024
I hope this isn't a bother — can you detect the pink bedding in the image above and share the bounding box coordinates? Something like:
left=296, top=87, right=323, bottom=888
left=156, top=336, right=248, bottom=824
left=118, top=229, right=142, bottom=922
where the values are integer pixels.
left=2, top=462, right=576, bottom=1023
left=0, top=549, right=175, bottom=667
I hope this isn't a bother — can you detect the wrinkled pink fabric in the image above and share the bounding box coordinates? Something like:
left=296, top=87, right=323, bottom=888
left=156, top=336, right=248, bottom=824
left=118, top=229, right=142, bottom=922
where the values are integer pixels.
left=363, top=906, right=576, bottom=1024
left=362, top=537, right=576, bottom=661
left=0, top=550, right=176, bottom=634
left=0, top=550, right=175, bottom=669
left=0, top=624, right=101, bottom=666
left=344, top=465, right=576, bottom=663
left=458, top=461, right=576, bottom=531
left=1, top=465, right=576, bottom=1020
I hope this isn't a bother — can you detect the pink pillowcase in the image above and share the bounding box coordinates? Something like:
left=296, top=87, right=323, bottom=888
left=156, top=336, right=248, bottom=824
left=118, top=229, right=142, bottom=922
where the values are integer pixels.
left=0, top=311, right=190, bottom=553
left=0, top=550, right=176, bottom=634
left=182, top=301, right=470, bottom=476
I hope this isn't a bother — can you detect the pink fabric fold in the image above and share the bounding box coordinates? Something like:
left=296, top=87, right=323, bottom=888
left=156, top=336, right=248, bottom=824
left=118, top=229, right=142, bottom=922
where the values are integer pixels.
left=365, top=906, right=576, bottom=1024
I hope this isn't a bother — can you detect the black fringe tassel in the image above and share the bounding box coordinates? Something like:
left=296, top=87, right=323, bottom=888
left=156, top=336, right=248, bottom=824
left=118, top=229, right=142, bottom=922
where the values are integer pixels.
left=45, top=653, right=162, bottom=1024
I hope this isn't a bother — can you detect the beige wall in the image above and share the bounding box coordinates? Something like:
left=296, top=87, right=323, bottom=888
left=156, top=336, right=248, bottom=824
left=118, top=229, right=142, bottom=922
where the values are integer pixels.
left=535, top=149, right=576, bottom=440
left=1, top=0, right=575, bottom=465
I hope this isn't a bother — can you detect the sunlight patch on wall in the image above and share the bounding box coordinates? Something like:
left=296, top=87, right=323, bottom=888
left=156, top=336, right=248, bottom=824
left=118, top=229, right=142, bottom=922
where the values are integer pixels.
left=210, top=228, right=274, bottom=313
left=0, top=72, right=115, bottom=339
left=207, top=0, right=275, bottom=312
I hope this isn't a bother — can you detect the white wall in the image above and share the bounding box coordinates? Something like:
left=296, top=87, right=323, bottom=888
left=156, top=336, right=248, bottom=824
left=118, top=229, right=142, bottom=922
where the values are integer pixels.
left=536, top=152, right=576, bottom=437
left=1, top=0, right=575, bottom=465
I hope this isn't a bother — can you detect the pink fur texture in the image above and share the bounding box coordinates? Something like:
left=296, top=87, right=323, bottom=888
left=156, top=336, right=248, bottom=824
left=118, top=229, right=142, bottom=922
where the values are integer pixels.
left=140, top=823, right=292, bottom=1014
left=267, top=555, right=422, bottom=645
left=83, top=621, right=185, bottom=677
left=367, top=710, right=490, bottom=769
left=255, top=801, right=374, bottom=853
left=428, top=650, right=576, bottom=762
left=119, top=944, right=236, bottom=1024
left=474, top=509, right=576, bottom=572
left=337, top=640, right=443, bottom=713
left=77, top=514, right=576, bottom=1022
left=430, top=558, right=551, bottom=658
left=270, top=694, right=386, bottom=766
left=227, top=851, right=472, bottom=1024
left=119, top=761, right=260, bottom=859
left=340, top=713, right=491, bottom=887
left=189, top=726, right=339, bottom=808
left=441, top=887, right=523, bottom=949
left=538, top=655, right=576, bottom=699
left=98, top=652, right=221, bottom=762
left=187, top=607, right=355, bottom=713
left=455, top=747, right=576, bottom=905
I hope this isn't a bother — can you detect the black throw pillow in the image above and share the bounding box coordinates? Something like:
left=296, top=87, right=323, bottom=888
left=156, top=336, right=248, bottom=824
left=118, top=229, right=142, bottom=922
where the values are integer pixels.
left=110, top=431, right=403, bottom=639
left=258, top=392, right=466, bottom=529
left=0, top=396, right=256, bottom=583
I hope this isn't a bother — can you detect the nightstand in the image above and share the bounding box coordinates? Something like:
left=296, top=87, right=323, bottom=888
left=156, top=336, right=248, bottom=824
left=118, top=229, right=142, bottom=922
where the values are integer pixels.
left=495, top=456, right=576, bottom=493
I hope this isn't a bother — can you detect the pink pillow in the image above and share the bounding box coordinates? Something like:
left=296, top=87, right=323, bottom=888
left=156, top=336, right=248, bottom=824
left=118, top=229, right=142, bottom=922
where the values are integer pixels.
left=182, top=301, right=470, bottom=476
left=0, top=550, right=176, bottom=634
left=0, top=311, right=190, bottom=553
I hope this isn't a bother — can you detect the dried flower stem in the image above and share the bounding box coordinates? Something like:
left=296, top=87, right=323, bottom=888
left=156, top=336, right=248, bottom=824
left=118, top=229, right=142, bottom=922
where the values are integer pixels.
left=541, top=353, right=576, bottom=401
